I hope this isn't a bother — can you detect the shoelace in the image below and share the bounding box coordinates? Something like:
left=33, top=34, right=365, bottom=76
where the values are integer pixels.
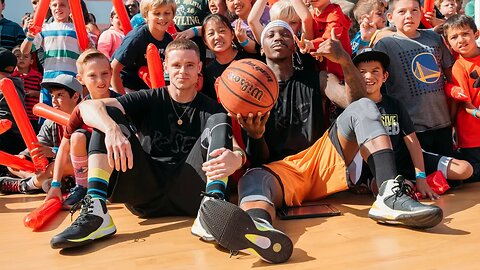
left=391, top=179, right=417, bottom=201
left=200, top=191, right=222, bottom=200
left=0, top=179, right=19, bottom=193
left=69, top=196, right=94, bottom=224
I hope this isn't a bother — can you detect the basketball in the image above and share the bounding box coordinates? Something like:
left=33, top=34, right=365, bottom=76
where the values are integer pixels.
left=216, top=59, right=279, bottom=117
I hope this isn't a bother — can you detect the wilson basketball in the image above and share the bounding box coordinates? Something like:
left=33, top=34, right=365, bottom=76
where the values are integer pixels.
left=216, top=59, right=279, bottom=117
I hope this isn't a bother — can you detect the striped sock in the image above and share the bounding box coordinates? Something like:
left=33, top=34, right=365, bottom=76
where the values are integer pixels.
left=87, top=168, right=110, bottom=201
left=71, top=154, right=88, bottom=187
left=206, top=177, right=228, bottom=199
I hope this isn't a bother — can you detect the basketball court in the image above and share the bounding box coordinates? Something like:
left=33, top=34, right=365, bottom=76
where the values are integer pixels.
left=1, top=181, right=479, bottom=269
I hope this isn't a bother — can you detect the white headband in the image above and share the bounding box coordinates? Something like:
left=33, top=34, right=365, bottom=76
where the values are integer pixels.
left=260, top=20, right=295, bottom=46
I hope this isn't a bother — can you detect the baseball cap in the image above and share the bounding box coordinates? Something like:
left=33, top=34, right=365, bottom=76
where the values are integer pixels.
left=41, top=74, right=83, bottom=96
left=352, top=48, right=390, bottom=70
left=0, top=47, right=18, bottom=74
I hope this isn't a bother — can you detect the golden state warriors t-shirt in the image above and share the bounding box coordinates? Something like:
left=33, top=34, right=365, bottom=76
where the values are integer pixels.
left=374, top=30, right=454, bottom=132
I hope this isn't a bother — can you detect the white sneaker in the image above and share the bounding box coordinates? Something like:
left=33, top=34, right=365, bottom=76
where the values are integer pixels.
left=191, top=196, right=215, bottom=242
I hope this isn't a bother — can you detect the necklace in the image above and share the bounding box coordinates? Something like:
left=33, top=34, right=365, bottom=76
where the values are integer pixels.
left=169, top=94, right=194, bottom=125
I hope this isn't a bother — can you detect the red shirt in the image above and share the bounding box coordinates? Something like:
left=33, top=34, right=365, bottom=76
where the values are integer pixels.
left=311, top=4, right=352, bottom=80
left=11, top=68, right=43, bottom=121
left=451, top=55, right=480, bottom=148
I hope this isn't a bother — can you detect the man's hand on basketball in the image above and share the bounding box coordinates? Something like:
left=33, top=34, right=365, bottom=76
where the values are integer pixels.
left=105, top=125, right=133, bottom=172
left=202, top=147, right=242, bottom=179
left=235, top=112, right=270, bottom=139
left=310, top=28, right=350, bottom=65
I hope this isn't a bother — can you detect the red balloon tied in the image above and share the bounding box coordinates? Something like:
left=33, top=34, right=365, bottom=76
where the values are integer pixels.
left=0, top=151, right=36, bottom=172
left=24, top=198, right=62, bottom=231
left=33, top=103, right=70, bottom=126
left=146, top=43, right=166, bottom=88
left=138, top=66, right=152, bottom=88
left=0, top=119, right=12, bottom=135
left=0, top=78, right=49, bottom=171
left=68, top=0, right=89, bottom=51
left=29, top=0, right=51, bottom=35
left=112, top=0, right=133, bottom=35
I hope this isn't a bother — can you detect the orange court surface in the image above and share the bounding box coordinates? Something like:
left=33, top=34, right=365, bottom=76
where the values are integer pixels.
left=2, top=182, right=480, bottom=270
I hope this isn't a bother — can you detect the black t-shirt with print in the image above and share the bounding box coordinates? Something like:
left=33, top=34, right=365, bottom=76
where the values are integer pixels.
left=112, top=25, right=173, bottom=91
left=376, top=94, right=416, bottom=167
left=174, top=0, right=210, bottom=31
left=117, top=88, right=224, bottom=171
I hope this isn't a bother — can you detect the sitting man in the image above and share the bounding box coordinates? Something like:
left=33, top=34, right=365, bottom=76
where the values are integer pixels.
left=50, top=39, right=245, bottom=249
left=199, top=21, right=444, bottom=264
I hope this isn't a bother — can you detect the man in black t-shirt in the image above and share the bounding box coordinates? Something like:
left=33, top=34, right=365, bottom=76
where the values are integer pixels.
left=50, top=39, right=245, bottom=250
left=198, top=21, right=444, bottom=264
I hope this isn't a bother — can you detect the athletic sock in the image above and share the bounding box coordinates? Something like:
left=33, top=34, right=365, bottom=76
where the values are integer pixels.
left=246, top=208, right=273, bottom=224
left=367, top=148, right=397, bottom=187
left=206, top=177, right=228, bottom=199
left=86, top=168, right=110, bottom=201
left=25, top=177, right=40, bottom=190
left=71, top=154, right=88, bottom=187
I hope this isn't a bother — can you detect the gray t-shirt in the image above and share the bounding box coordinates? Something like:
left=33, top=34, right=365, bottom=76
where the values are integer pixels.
left=374, top=30, right=454, bottom=132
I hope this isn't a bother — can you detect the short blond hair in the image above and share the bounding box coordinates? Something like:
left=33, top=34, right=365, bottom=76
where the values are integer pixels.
left=269, top=0, right=300, bottom=22
left=76, top=49, right=110, bottom=74
left=140, top=0, right=177, bottom=19
left=353, top=0, right=387, bottom=23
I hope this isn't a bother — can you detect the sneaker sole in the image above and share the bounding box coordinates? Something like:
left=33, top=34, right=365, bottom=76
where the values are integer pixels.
left=50, top=223, right=117, bottom=249
left=368, top=203, right=443, bottom=229
left=200, top=200, right=293, bottom=264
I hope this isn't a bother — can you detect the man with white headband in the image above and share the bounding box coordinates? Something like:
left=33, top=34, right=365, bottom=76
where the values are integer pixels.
left=199, top=20, right=444, bottom=264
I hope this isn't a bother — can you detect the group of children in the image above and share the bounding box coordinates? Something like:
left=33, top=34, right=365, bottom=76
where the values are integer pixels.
left=1, top=0, right=480, bottom=264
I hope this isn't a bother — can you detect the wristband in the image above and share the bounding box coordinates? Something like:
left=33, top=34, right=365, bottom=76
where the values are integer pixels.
left=415, top=172, right=426, bottom=179
left=472, top=109, right=479, bottom=118
left=26, top=36, right=34, bottom=42
left=51, top=180, right=62, bottom=188
left=233, top=148, right=246, bottom=167
left=192, top=27, right=199, bottom=37
left=239, top=38, right=249, bottom=47
left=52, top=147, right=59, bottom=156
left=359, top=39, right=370, bottom=46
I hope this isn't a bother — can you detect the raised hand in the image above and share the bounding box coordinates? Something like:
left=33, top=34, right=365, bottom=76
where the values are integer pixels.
left=359, top=14, right=377, bottom=43
left=294, top=33, right=314, bottom=54
left=235, top=19, right=248, bottom=44
left=310, top=28, right=350, bottom=64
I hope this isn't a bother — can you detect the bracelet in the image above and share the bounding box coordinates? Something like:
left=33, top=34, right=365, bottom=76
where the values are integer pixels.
left=359, top=39, right=370, bottom=46
left=233, top=148, right=246, bottom=168
left=51, top=180, right=62, bottom=188
left=192, top=27, right=199, bottom=37
left=415, top=172, right=427, bottom=179
left=239, top=38, right=249, bottom=47
left=26, top=36, right=34, bottom=42
left=472, top=109, right=479, bottom=118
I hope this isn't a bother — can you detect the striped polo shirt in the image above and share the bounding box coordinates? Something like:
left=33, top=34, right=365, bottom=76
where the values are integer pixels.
left=31, top=22, right=80, bottom=79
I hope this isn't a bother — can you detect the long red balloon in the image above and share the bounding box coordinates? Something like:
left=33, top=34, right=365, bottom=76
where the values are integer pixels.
left=0, top=78, right=48, bottom=171
left=423, top=0, right=435, bottom=14
left=33, top=103, right=69, bottom=126
left=24, top=198, right=62, bottom=231
left=68, top=0, right=89, bottom=51
left=29, top=0, right=51, bottom=35
left=0, top=119, right=12, bottom=135
left=112, top=0, right=133, bottom=35
left=146, top=43, right=166, bottom=88
left=0, top=151, right=36, bottom=172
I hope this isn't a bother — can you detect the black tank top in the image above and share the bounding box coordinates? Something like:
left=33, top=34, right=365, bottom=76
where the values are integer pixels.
left=265, top=69, right=325, bottom=161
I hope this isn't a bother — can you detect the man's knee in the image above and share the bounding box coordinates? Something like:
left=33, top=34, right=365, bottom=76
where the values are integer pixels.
left=238, top=168, right=280, bottom=207
left=347, top=98, right=381, bottom=122
left=206, top=113, right=230, bottom=127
